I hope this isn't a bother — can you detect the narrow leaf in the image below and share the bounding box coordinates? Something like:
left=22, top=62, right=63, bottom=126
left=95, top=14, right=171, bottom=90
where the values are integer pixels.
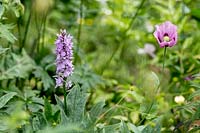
left=60, top=108, right=68, bottom=125
left=101, top=123, right=121, bottom=133
left=44, top=98, right=52, bottom=122
left=55, top=95, right=64, bottom=109
left=89, top=101, right=105, bottom=123
left=33, top=66, right=54, bottom=91
left=0, top=50, right=35, bottom=80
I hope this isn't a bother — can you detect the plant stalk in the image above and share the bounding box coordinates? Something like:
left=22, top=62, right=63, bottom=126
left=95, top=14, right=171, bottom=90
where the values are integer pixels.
left=21, top=7, right=32, bottom=52
left=63, top=84, right=67, bottom=113
left=138, top=46, right=167, bottom=125
left=100, top=0, right=146, bottom=75
left=74, top=0, right=83, bottom=64
left=162, top=46, right=167, bottom=72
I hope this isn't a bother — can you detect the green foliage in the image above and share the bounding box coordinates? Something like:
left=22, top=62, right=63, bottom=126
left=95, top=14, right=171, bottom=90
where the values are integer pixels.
left=71, top=65, right=106, bottom=91
left=120, top=121, right=130, bottom=133
left=0, top=23, right=16, bottom=43
left=88, top=101, right=105, bottom=124
left=128, top=123, right=146, bottom=133
left=100, top=123, right=121, bottom=133
left=33, top=66, right=54, bottom=91
left=32, top=112, right=47, bottom=131
left=0, top=0, right=24, bottom=44
left=0, top=0, right=200, bottom=132
left=0, top=91, right=16, bottom=109
left=0, top=0, right=24, bottom=18
left=0, top=46, right=9, bottom=55
left=0, top=50, right=35, bottom=80
left=44, top=98, right=53, bottom=123
left=66, top=85, right=88, bottom=123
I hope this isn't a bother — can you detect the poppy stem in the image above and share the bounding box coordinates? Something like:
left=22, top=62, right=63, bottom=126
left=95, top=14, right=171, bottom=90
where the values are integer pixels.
left=162, top=46, right=167, bottom=72
left=137, top=47, right=167, bottom=125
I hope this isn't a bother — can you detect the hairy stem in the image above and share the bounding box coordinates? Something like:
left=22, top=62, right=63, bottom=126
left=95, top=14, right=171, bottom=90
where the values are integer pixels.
left=162, top=46, right=167, bottom=72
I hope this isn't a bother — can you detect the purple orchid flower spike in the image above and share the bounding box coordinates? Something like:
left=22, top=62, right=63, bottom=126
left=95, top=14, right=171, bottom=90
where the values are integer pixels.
left=153, top=21, right=178, bottom=48
left=55, top=29, right=74, bottom=88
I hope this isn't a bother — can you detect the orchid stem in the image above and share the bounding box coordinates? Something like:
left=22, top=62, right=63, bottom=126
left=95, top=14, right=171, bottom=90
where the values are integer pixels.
left=63, top=84, right=67, bottom=113
left=162, top=46, right=167, bottom=73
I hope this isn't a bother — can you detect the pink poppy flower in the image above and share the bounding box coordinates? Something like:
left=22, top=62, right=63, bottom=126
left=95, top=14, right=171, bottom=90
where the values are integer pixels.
left=153, top=21, right=178, bottom=48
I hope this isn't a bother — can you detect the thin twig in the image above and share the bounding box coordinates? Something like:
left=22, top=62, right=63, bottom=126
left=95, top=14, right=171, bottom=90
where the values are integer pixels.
left=21, top=6, right=32, bottom=52
left=74, top=0, right=83, bottom=64
left=41, top=13, right=48, bottom=52
left=100, top=41, right=121, bottom=75
left=100, top=0, right=146, bottom=75
left=95, top=94, right=127, bottom=124
left=17, top=17, right=22, bottom=50
left=31, top=11, right=47, bottom=56
left=124, top=0, right=146, bottom=33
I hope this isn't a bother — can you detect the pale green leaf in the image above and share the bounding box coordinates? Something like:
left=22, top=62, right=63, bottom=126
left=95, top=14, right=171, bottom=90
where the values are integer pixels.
left=89, top=101, right=105, bottom=123
left=0, top=121, right=8, bottom=131
left=0, top=47, right=9, bottom=55
left=151, top=71, right=160, bottom=88
left=32, top=112, right=47, bottom=131
left=55, top=95, right=64, bottom=109
left=0, top=50, right=35, bottom=80
left=60, top=108, right=68, bottom=125
left=67, top=85, right=88, bottom=123
left=33, top=66, right=54, bottom=91
left=0, top=92, right=17, bottom=109
left=0, top=4, right=5, bottom=18
left=128, top=123, right=145, bottom=133
left=101, top=123, right=121, bottom=133
left=120, top=121, right=130, bottom=133
left=131, top=91, right=144, bottom=103
left=0, top=23, right=17, bottom=43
